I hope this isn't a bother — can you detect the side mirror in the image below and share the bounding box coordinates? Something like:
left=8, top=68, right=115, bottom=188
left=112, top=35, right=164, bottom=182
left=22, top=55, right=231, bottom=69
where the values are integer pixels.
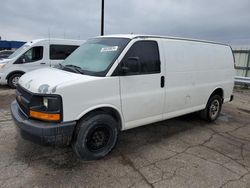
left=120, top=57, right=140, bottom=75
left=14, top=57, right=25, bottom=64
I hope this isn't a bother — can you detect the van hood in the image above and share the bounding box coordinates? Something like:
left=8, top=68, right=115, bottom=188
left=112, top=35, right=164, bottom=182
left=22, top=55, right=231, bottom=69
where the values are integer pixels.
left=0, top=58, right=11, bottom=64
left=18, top=67, right=88, bottom=94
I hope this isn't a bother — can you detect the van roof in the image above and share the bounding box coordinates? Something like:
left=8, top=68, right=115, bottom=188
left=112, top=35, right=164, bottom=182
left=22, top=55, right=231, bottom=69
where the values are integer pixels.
left=97, top=34, right=229, bottom=47
left=26, top=38, right=84, bottom=45
left=231, top=45, right=250, bottom=51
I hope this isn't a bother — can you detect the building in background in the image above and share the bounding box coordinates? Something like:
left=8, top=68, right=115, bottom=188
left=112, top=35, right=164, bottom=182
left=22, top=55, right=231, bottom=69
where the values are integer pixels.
left=0, top=40, right=25, bottom=51
left=232, top=46, right=250, bottom=78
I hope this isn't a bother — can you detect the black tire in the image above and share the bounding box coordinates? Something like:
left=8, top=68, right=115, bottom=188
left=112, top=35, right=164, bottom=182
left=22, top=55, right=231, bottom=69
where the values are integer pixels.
left=8, top=73, right=22, bottom=89
left=200, top=95, right=222, bottom=122
left=72, top=113, right=118, bottom=160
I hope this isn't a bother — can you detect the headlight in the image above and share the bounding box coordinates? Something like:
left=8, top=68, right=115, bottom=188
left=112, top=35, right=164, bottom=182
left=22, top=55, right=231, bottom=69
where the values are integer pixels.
left=0, top=63, right=6, bottom=69
left=29, top=95, right=62, bottom=122
left=43, top=98, right=49, bottom=108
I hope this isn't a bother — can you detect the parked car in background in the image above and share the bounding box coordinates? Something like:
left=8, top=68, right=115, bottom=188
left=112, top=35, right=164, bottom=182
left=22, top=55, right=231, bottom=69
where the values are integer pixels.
left=11, top=35, right=235, bottom=160
left=0, top=50, right=14, bottom=59
left=0, top=39, right=84, bottom=88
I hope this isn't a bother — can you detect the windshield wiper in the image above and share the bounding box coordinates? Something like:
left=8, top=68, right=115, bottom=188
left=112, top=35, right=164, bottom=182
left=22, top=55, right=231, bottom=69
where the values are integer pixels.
left=64, top=64, right=85, bottom=74
left=56, top=63, right=85, bottom=74
left=56, top=63, right=64, bottom=68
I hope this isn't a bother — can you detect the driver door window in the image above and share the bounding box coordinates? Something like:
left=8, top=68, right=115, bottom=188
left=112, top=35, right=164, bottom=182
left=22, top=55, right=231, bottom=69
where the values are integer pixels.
left=17, top=46, right=43, bottom=64
left=120, top=41, right=160, bottom=75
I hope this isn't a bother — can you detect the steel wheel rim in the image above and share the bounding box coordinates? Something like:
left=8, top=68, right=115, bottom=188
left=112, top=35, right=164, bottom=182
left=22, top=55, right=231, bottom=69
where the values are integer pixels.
left=86, top=126, right=111, bottom=152
left=209, top=99, right=220, bottom=119
left=12, top=76, right=20, bottom=86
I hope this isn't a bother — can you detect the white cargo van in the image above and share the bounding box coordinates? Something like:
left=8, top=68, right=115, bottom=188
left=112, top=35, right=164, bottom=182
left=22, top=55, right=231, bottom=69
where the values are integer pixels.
left=11, top=35, right=235, bottom=160
left=0, top=39, right=83, bottom=88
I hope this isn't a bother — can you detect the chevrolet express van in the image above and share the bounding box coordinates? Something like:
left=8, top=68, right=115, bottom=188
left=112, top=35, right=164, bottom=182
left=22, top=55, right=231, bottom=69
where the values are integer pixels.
left=11, top=35, right=235, bottom=160
left=0, top=39, right=83, bottom=88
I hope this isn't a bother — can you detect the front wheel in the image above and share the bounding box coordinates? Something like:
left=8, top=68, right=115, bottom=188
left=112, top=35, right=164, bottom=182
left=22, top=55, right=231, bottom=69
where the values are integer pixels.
left=72, top=113, right=118, bottom=160
left=200, top=95, right=222, bottom=122
left=8, top=73, right=23, bottom=89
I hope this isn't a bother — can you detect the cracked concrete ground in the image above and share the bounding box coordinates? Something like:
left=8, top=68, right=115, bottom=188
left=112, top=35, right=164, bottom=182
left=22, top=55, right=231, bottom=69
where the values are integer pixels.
left=0, top=85, right=250, bottom=188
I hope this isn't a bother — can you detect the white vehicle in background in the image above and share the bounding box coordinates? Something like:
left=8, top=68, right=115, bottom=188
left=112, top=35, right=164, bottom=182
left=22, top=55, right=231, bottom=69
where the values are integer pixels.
left=0, top=50, right=15, bottom=59
left=11, top=35, right=235, bottom=160
left=0, top=39, right=83, bottom=88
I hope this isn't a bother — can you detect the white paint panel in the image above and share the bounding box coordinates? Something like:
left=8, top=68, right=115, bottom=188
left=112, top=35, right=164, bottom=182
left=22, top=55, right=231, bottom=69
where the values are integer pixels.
left=56, top=76, right=121, bottom=122
left=120, top=74, right=165, bottom=129
left=161, top=39, right=234, bottom=119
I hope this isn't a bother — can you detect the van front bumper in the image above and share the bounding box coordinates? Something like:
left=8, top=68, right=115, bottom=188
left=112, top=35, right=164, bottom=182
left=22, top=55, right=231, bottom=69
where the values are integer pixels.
left=0, top=72, right=7, bottom=85
left=11, top=101, right=76, bottom=146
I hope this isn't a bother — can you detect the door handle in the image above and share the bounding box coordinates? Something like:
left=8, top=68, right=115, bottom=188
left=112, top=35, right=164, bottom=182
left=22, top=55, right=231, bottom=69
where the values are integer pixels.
left=161, top=76, right=165, bottom=88
left=40, top=62, right=46, bottom=65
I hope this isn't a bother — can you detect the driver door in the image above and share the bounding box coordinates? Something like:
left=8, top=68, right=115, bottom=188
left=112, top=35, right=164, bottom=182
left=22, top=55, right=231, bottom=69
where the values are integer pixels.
left=15, top=46, right=48, bottom=72
left=118, top=40, right=165, bottom=129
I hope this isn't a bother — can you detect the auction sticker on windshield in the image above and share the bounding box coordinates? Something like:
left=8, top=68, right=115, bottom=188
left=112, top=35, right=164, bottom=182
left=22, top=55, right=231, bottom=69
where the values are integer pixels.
left=100, top=46, right=119, bottom=53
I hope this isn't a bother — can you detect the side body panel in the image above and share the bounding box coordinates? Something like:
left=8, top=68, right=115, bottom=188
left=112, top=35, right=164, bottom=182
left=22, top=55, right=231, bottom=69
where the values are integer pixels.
left=56, top=77, right=122, bottom=123
left=116, top=39, right=166, bottom=130
left=161, top=39, right=234, bottom=120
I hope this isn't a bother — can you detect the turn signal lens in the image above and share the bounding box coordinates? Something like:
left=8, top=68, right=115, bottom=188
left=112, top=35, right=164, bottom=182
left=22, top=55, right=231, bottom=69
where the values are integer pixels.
left=0, top=63, right=6, bottom=69
left=29, top=110, right=60, bottom=121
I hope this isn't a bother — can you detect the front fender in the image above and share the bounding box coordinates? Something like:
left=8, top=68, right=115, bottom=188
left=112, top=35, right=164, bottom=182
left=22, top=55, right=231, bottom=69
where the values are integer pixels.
left=76, top=104, right=125, bottom=130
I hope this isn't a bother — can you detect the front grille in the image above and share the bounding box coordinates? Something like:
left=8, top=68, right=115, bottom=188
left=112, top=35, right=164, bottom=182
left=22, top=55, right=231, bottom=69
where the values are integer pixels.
left=16, top=85, right=32, bottom=117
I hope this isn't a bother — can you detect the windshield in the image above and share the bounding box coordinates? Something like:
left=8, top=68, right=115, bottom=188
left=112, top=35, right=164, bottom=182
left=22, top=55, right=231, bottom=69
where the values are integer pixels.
left=8, top=44, right=30, bottom=59
left=61, top=38, right=130, bottom=76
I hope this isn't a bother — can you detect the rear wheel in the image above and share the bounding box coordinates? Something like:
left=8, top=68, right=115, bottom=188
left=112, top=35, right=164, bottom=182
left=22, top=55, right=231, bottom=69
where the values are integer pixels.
left=72, top=113, right=118, bottom=160
left=8, top=73, right=22, bottom=89
left=200, top=95, right=222, bottom=122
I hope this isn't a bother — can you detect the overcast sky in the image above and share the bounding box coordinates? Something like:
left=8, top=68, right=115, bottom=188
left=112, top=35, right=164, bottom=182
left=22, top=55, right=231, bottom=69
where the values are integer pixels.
left=0, top=0, right=250, bottom=44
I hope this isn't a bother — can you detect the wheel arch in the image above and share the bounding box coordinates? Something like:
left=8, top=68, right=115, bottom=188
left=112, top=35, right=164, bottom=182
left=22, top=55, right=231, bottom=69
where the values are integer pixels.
left=211, top=88, right=224, bottom=98
left=207, top=87, right=224, bottom=104
left=6, top=71, right=25, bottom=80
left=76, top=105, right=124, bottom=131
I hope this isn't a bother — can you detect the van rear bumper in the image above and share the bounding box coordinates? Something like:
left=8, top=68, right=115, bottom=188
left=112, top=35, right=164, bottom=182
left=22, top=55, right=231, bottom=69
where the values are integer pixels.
left=11, top=101, right=76, bottom=146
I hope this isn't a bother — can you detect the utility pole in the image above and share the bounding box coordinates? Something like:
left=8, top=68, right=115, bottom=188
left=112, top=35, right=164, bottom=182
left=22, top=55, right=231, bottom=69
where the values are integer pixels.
left=101, top=0, right=104, bottom=36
